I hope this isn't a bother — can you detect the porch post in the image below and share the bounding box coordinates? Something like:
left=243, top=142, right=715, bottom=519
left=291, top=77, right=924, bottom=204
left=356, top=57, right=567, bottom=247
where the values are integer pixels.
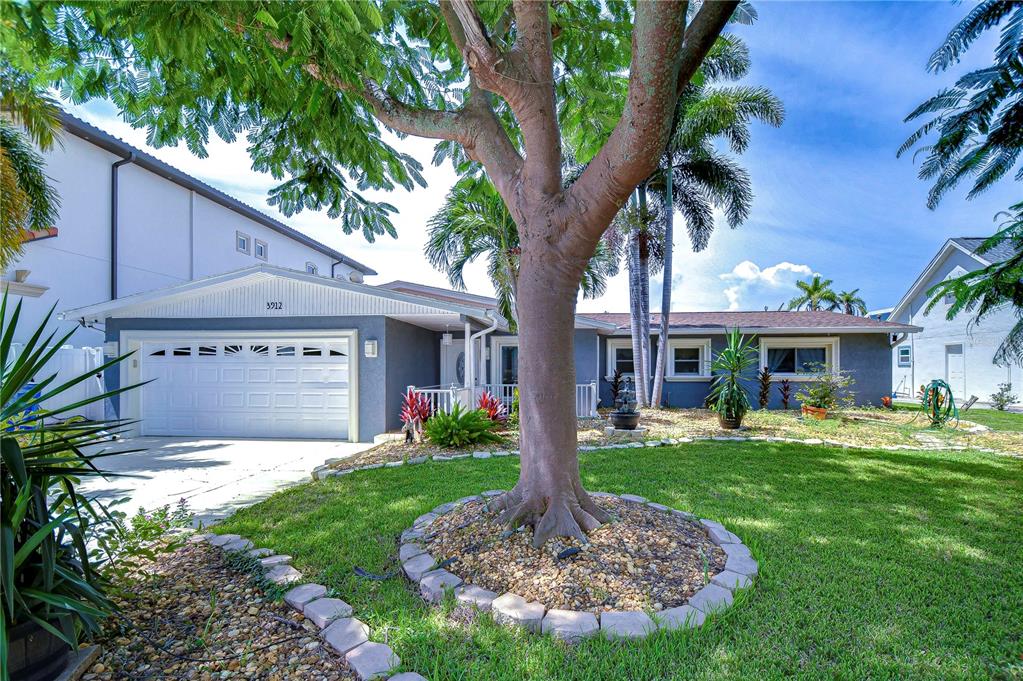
left=464, top=321, right=472, bottom=390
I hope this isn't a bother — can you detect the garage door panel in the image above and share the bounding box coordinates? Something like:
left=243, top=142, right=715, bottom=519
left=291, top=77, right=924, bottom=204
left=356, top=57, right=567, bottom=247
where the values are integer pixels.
left=140, top=336, right=351, bottom=439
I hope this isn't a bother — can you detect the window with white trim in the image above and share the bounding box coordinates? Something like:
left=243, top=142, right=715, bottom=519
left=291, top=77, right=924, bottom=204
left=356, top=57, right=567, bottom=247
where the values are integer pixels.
left=236, top=231, right=251, bottom=254
left=666, top=339, right=712, bottom=379
left=897, top=345, right=912, bottom=367
left=760, top=337, right=839, bottom=378
left=606, top=338, right=635, bottom=377
left=254, top=239, right=268, bottom=260
left=306, top=262, right=318, bottom=275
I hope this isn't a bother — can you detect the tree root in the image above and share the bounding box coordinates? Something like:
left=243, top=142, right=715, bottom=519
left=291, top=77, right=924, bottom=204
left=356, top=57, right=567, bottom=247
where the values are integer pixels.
left=490, top=483, right=612, bottom=547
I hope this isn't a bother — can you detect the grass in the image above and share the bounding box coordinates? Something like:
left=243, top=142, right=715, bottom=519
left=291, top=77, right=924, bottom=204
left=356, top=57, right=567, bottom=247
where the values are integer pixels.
left=216, top=442, right=1023, bottom=680
left=891, top=402, right=1023, bottom=432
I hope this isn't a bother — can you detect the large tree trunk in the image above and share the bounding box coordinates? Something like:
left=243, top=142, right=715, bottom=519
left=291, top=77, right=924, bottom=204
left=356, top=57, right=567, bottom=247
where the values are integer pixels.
left=492, top=226, right=611, bottom=547
left=651, top=170, right=674, bottom=407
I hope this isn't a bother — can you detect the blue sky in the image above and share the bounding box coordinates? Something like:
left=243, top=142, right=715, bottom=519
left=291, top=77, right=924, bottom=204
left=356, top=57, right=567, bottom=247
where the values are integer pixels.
left=69, top=1, right=1019, bottom=315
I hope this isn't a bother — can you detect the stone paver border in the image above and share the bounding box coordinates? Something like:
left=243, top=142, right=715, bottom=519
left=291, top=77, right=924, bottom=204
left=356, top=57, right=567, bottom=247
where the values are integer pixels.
left=195, top=534, right=425, bottom=681
left=397, top=490, right=758, bottom=643
left=311, top=431, right=1013, bottom=480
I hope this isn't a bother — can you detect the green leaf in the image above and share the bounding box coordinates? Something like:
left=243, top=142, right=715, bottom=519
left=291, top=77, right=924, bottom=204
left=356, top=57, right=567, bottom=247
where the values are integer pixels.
left=254, top=9, right=278, bottom=29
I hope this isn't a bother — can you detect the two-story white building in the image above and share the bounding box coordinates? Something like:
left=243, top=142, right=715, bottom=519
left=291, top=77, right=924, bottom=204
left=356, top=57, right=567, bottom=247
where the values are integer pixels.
left=888, top=237, right=1020, bottom=405
left=1, top=112, right=375, bottom=348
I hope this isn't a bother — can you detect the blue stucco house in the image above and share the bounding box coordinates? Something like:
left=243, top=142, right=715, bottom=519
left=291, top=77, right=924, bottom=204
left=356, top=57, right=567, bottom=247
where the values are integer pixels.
left=61, top=265, right=919, bottom=442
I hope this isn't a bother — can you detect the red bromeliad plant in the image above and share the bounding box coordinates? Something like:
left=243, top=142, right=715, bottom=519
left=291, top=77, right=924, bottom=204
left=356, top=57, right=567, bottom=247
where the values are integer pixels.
left=400, top=388, right=433, bottom=442
left=477, top=390, right=508, bottom=425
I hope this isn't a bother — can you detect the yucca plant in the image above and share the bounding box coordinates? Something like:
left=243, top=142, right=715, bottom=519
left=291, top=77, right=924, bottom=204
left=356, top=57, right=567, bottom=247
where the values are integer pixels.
left=708, top=328, right=757, bottom=428
left=1, top=295, right=142, bottom=681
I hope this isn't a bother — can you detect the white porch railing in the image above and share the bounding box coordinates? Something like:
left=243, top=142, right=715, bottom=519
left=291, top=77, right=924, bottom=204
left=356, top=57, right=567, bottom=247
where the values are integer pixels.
left=409, top=381, right=599, bottom=419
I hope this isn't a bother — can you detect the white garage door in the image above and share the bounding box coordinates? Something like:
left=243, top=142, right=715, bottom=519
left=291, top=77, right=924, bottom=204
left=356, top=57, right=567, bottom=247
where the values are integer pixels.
left=140, top=337, right=351, bottom=439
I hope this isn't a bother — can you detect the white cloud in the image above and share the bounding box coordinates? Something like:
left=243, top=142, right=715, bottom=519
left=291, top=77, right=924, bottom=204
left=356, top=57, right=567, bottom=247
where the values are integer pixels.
left=719, top=261, right=814, bottom=311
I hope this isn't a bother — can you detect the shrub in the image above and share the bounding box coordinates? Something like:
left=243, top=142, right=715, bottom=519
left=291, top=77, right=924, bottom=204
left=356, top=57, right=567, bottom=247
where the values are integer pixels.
left=476, top=390, right=508, bottom=424
left=1, top=295, right=141, bottom=665
left=757, top=367, right=772, bottom=409
left=708, top=328, right=757, bottom=420
left=424, top=404, right=502, bottom=448
left=400, top=387, right=432, bottom=442
left=778, top=379, right=792, bottom=410
left=796, top=364, right=856, bottom=411
left=609, top=369, right=624, bottom=406
left=989, top=383, right=1018, bottom=411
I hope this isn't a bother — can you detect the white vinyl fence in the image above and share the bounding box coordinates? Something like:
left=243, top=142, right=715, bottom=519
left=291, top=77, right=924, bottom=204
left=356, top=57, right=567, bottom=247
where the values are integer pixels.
left=409, top=381, right=598, bottom=419
left=8, top=345, right=108, bottom=421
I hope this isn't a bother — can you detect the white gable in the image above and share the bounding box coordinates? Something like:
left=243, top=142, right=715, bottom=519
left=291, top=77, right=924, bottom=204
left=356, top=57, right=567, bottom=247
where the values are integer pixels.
left=60, top=266, right=498, bottom=328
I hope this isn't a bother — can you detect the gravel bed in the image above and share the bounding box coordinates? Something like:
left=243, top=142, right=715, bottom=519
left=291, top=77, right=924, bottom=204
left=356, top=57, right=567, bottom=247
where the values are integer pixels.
left=421, top=496, right=725, bottom=613
left=85, top=542, right=354, bottom=680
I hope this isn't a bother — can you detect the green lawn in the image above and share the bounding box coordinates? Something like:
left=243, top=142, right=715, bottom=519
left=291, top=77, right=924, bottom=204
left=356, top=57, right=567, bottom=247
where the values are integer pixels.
left=216, top=443, right=1023, bottom=680
left=893, top=402, right=1023, bottom=432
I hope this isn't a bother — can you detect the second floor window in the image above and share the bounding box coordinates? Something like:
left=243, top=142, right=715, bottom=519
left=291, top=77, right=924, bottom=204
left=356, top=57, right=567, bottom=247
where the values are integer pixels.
left=236, top=231, right=251, bottom=254
left=306, top=262, right=318, bottom=275
left=254, top=239, right=267, bottom=260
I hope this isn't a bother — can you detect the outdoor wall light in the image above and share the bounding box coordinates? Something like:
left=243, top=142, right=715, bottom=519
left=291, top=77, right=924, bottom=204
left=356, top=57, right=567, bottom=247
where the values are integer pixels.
left=441, top=332, right=453, bottom=346
left=364, top=339, right=378, bottom=358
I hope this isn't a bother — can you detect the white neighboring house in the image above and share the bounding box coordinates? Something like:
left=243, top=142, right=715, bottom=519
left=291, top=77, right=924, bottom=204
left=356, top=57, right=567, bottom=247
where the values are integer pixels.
left=1, top=112, right=374, bottom=418
left=888, top=237, right=1020, bottom=406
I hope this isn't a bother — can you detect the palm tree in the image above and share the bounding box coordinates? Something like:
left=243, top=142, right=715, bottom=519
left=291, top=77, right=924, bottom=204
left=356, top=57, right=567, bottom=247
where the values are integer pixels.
left=835, top=289, right=867, bottom=316
left=898, top=1, right=1023, bottom=208
left=787, top=275, right=839, bottom=312
left=1, top=66, right=62, bottom=269
left=426, top=174, right=618, bottom=330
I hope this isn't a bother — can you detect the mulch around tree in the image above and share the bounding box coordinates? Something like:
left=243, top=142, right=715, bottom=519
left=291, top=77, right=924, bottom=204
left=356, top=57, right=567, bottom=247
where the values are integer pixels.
left=84, top=542, right=354, bottom=680
left=422, top=496, right=726, bottom=613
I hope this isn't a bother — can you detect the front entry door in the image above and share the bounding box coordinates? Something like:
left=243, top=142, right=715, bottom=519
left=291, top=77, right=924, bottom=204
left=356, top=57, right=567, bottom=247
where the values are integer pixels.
left=945, top=344, right=965, bottom=398
left=440, top=340, right=466, bottom=387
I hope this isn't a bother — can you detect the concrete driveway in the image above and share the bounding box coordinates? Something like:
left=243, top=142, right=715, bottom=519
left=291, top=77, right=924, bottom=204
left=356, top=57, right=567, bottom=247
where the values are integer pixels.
left=78, top=437, right=372, bottom=525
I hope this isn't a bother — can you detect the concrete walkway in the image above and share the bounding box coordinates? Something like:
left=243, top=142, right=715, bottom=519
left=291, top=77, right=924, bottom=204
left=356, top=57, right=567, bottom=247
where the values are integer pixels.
left=78, top=437, right=372, bottom=525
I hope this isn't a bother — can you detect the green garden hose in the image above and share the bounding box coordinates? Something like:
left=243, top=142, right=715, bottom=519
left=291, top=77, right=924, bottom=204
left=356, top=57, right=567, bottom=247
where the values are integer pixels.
left=920, top=379, right=958, bottom=428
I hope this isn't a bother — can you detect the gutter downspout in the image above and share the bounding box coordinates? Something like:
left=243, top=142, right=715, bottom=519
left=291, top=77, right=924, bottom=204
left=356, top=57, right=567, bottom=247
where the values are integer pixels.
left=468, top=311, right=501, bottom=392
left=110, top=152, right=136, bottom=299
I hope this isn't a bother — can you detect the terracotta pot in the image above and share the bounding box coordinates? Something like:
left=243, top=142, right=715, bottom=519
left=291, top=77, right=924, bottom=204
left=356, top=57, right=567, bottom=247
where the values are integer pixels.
left=802, top=404, right=828, bottom=420
left=718, top=412, right=743, bottom=429
left=610, top=411, right=640, bottom=430
left=8, top=619, right=70, bottom=681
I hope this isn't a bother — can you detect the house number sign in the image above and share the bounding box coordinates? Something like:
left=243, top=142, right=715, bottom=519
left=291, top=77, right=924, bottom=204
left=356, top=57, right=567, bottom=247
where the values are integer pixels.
left=266, top=301, right=283, bottom=310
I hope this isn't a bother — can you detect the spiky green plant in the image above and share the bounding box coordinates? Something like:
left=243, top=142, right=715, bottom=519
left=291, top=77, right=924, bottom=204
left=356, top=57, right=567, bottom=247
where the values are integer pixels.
left=708, top=328, right=757, bottom=421
left=1, top=295, right=141, bottom=679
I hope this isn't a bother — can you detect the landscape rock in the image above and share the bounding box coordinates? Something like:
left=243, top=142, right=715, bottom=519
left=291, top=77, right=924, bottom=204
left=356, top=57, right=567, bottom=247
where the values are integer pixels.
left=284, top=583, right=327, bottom=611
left=259, top=554, right=291, bottom=567
left=419, top=569, right=463, bottom=603
left=303, top=597, right=353, bottom=628
left=619, top=494, right=648, bottom=504
left=265, top=564, right=302, bottom=585
left=321, top=617, right=369, bottom=655
left=600, top=611, right=656, bottom=639
left=246, top=548, right=274, bottom=558
left=725, top=554, right=759, bottom=576
left=454, top=584, right=499, bottom=611
left=399, top=543, right=427, bottom=562
left=688, top=583, right=734, bottom=613
left=345, top=641, right=400, bottom=680
left=657, top=605, right=706, bottom=631
left=207, top=534, right=240, bottom=547
left=711, top=570, right=753, bottom=590
left=541, top=609, right=599, bottom=642
left=492, top=593, right=545, bottom=633
left=402, top=553, right=436, bottom=581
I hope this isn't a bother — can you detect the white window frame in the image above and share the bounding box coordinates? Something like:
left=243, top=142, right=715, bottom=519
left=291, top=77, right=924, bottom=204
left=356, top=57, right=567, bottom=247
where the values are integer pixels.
left=897, top=345, right=912, bottom=368
left=606, top=337, right=636, bottom=378
left=305, top=262, right=319, bottom=275
left=254, top=239, right=268, bottom=261
left=666, top=338, right=713, bottom=381
left=236, top=231, right=251, bottom=255
left=490, top=336, right=520, bottom=385
left=759, top=336, right=840, bottom=381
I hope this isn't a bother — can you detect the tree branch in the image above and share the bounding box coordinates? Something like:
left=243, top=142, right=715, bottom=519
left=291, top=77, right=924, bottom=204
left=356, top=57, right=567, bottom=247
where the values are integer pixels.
left=511, top=0, right=562, bottom=197
left=562, top=0, right=738, bottom=253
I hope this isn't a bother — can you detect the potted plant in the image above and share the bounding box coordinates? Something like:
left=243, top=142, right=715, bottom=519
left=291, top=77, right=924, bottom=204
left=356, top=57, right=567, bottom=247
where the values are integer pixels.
left=796, top=363, right=856, bottom=420
left=709, top=329, right=757, bottom=429
left=609, top=376, right=641, bottom=430
left=2, top=297, right=139, bottom=681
